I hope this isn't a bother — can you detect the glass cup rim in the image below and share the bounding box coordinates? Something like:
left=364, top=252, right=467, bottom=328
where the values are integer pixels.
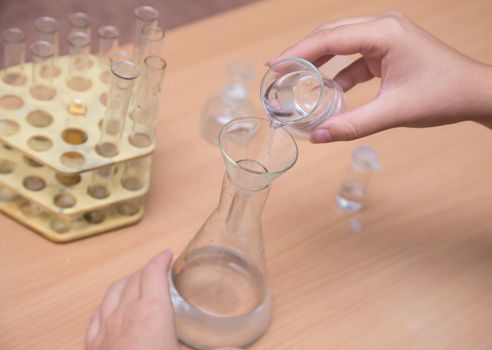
left=260, top=57, right=324, bottom=125
left=218, top=117, right=299, bottom=177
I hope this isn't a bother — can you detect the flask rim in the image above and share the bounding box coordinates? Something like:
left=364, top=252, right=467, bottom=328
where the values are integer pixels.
left=218, top=117, right=298, bottom=178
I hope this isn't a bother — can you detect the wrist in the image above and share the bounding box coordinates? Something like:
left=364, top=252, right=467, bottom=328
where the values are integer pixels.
left=467, top=62, right=492, bottom=128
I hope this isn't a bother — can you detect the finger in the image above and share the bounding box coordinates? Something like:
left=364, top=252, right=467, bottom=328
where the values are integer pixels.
left=100, top=276, right=128, bottom=320
left=140, top=250, right=173, bottom=300
left=312, top=54, right=333, bottom=68
left=120, top=270, right=142, bottom=305
left=86, top=307, right=101, bottom=348
left=310, top=95, right=401, bottom=143
left=333, top=56, right=376, bottom=92
left=278, top=15, right=377, bottom=68
left=268, top=21, right=384, bottom=66
left=314, top=15, right=379, bottom=31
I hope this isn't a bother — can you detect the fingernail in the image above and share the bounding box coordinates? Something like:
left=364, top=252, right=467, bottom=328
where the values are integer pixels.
left=310, top=129, right=331, bottom=143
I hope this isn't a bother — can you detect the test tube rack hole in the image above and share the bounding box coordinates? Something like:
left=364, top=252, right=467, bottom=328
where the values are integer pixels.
left=0, top=54, right=156, bottom=242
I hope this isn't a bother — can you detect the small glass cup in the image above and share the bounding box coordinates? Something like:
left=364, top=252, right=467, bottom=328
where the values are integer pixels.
left=260, top=57, right=345, bottom=138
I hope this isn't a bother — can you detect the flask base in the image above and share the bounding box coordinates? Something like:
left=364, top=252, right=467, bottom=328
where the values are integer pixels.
left=169, top=245, right=271, bottom=349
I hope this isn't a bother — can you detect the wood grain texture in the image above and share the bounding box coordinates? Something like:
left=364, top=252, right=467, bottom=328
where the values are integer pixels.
left=2, top=0, right=492, bottom=349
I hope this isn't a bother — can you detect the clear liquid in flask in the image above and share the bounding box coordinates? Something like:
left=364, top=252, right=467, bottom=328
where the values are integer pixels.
left=170, top=246, right=271, bottom=349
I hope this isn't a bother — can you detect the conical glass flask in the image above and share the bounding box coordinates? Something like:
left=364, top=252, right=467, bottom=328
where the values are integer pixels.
left=200, top=61, right=257, bottom=145
left=261, top=57, right=345, bottom=138
left=170, top=117, right=298, bottom=349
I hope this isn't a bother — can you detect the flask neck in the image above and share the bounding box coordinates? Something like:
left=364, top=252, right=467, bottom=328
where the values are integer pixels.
left=217, top=173, right=270, bottom=232
left=221, top=83, right=248, bottom=104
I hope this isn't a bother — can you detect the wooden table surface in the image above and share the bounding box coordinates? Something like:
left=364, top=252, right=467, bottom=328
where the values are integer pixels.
left=2, top=0, right=492, bottom=349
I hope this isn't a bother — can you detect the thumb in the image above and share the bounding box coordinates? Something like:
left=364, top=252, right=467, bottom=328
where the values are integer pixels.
left=310, top=95, right=399, bottom=143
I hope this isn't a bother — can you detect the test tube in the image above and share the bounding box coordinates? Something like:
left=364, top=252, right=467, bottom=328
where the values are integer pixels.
left=99, top=50, right=130, bottom=106
left=34, top=16, right=60, bottom=75
left=130, top=55, right=166, bottom=147
left=336, top=146, right=380, bottom=212
left=133, top=5, right=159, bottom=63
left=134, top=25, right=164, bottom=69
left=121, top=156, right=150, bottom=192
left=30, top=41, right=56, bottom=101
left=1, top=28, right=26, bottom=86
left=87, top=165, right=114, bottom=199
left=67, top=31, right=91, bottom=92
left=96, top=60, right=139, bottom=158
left=68, top=12, right=91, bottom=35
left=98, top=25, right=120, bottom=83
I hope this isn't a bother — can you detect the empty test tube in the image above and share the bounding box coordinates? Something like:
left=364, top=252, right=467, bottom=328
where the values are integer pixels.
left=98, top=25, right=120, bottom=83
left=67, top=31, right=91, bottom=92
left=34, top=16, right=60, bottom=75
left=87, top=165, right=114, bottom=199
left=133, top=5, right=159, bottom=63
left=30, top=41, right=56, bottom=101
left=136, top=25, right=165, bottom=67
left=96, top=60, right=139, bottom=157
left=1, top=27, right=26, bottom=85
left=121, top=156, right=150, bottom=192
left=68, top=12, right=91, bottom=35
left=130, top=55, right=166, bottom=147
left=99, top=50, right=130, bottom=105
left=336, top=146, right=380, bottom=213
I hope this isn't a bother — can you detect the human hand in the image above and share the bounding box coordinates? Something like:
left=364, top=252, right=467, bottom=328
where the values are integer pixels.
left=86, top=250, right=180, bottom=350
left=86, top=250, right=240, bottom=350
left=268, top=12, right=492, bottom=143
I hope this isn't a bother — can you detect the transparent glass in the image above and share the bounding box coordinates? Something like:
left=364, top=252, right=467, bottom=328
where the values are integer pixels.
left=336, top=146, right=380, bottom=212
left=170, top=117, right=298, bottom=349
left=68, top=12, right=91, bottom=35
left=261, top=57, right=345, bottom=138
left=129, top=55, right=166, bottom=148
left=201, top=61, right=257, bottom=145
left=87, top=165, right=114, bottom=199
left=34, top=16, right=60, bottom=76
left=98, top=25, right=120, bottom=83
left=121, top=156, right=149, bottom=192
left=134, top=25, right=164, bottom=69
left=98, top=26, right=119, bottom=67
left=99, top=50, right=130, bottom=106
left=133, top=5, right=159, bottom=64
left=30, top=41, right=56, bottom=101
left=1, top=27, right=26, bottom=86
left=96, top=60, right=139, bottom=158
left=67, top=31, right=91, bottom=92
